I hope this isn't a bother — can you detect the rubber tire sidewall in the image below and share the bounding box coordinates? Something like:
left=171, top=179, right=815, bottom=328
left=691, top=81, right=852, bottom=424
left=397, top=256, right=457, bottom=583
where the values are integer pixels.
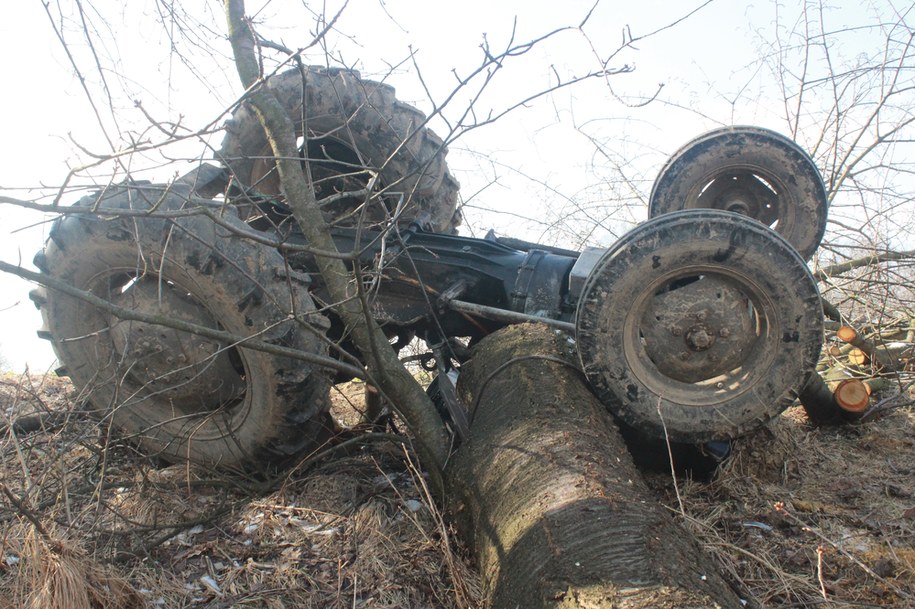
left=648, top=126, right=828, bottom=261
left=38, top=185, right=330, bottom=469
left=219, top=67, right=460, bottom=233
left=576, top=209, right=824, bottom=442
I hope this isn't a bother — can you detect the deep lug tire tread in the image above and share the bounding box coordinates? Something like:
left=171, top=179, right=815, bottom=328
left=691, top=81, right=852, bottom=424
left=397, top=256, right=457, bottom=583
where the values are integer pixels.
left=219, top=66, right=460, bottom=233
left=35, top=183, right=332, bottom=470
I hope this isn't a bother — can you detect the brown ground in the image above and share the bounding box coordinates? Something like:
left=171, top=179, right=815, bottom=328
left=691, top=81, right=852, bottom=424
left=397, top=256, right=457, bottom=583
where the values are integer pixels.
left=0, top=373, right=912, bottom=609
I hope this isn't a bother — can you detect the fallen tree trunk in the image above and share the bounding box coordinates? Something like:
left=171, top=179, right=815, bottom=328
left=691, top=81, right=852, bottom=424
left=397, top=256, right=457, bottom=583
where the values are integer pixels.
left=446, top=324, right=742, bottom=609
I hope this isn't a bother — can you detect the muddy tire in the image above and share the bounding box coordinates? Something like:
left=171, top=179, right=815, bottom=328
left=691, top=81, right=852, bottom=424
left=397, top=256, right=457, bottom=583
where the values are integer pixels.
left=219, top=66, right=461, bottom=233
left=576, top=209, right=823, bottom=442
left=31, top=183, right=332, bottom=470
left=649, top=126, right=828, bottom=260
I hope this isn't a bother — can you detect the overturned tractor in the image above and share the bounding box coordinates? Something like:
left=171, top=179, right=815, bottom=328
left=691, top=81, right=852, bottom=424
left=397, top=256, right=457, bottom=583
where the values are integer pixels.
left=31, top=67, right=832, bottom=470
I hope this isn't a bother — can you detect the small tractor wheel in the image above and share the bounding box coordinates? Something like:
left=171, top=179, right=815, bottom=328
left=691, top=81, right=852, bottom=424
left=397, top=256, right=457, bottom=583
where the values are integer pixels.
left=576, top=209, right=823, bottom=442
left=219, top=66, right=461, bottom=233
left=649, top=126, right=828, bottom=260
left=32, top=183, right=332, bottom=471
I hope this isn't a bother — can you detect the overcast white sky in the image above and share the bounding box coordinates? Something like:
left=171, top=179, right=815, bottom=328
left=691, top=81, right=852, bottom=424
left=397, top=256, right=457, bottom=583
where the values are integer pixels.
left=0, top=0, right=896, bottom=370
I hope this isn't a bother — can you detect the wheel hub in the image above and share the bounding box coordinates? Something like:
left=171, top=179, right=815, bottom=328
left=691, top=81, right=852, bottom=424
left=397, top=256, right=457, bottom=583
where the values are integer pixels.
left=640, top=276, right=758, bottom=383
left=685, top=324, right=715, bottom=351
left=108, top=278, right=244, bottom=407
left=698, top=173, right=780, bottom=226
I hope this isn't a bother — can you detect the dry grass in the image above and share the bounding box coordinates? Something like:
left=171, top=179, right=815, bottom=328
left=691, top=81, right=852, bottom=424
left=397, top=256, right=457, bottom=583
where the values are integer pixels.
left=1, top=370, right=912, bottom=608
left=15, top=528, right=143, bottom=609
left=0, top=374, right=479, bottom=609
left=648, top=405, right=915, bottom=608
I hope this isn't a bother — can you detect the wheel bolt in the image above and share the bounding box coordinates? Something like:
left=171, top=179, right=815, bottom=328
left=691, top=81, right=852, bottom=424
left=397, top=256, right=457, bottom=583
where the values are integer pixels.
left=719, top=328, right=730, bottom=338
left=670, top=326, right=683, bottom=336
left=695, top=311, right=707, bottom=321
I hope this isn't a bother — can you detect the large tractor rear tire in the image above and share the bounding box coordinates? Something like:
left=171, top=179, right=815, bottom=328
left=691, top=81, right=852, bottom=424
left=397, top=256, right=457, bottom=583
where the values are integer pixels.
left=219, top=66, right=461, bottom=232
left=32, top=183, right=332, bottom=470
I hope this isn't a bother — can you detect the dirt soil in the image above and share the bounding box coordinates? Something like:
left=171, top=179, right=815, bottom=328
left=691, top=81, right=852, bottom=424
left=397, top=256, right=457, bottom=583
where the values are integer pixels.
left=0, top=373, right=912, bottom=609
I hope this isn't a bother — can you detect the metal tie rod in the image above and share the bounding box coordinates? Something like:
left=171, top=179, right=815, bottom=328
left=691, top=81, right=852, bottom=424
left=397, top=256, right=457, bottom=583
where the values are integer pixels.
left=447, top=299, right=576, bottom=333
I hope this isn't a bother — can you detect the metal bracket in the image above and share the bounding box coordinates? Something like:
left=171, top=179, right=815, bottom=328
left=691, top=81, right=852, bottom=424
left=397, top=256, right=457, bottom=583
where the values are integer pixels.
left=430, top=342, right=471, bottom=441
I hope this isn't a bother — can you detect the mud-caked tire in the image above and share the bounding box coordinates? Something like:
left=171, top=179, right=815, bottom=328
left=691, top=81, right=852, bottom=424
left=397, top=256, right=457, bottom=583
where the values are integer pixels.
left=219, top=66, right=461, bottom=232
left=576, top=209, right=824, bottom=442
left=649, top=126, right=828, bottom=260
left=31, top=183, right=332, bottom=470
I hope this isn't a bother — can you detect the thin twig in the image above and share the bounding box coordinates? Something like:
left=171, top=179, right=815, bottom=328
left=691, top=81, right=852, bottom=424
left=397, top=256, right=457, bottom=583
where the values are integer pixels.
left=0, top=482, right=49, bottom=540
left=656, top=397, right=685, bottom=517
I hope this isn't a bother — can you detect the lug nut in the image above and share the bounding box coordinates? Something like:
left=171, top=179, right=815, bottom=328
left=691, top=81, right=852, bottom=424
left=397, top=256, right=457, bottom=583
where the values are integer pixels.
left=670, top=326, right=683, bottom=336
left=719, top=328, right=730, bottom=338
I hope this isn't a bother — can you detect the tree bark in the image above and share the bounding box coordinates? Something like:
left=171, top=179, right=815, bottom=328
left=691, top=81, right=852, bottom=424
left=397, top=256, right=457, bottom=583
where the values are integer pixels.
left=447, top=324, right=742, bottom=609
left=223, top=0, right=449, bottom=479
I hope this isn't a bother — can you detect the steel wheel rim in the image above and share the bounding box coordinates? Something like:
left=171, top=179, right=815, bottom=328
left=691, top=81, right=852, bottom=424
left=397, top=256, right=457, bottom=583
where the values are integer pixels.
left=623, top=265, right=778, bottom=408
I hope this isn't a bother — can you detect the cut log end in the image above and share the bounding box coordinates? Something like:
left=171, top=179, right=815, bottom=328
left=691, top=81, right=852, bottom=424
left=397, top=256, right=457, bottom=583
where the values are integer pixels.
left=848, top=348, right=869, bottom=366
left=837, top=325, right=858, bottom=343
left=799, top=373, right=870, bottom=424
left=834, top=379, right=870, bottom=413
